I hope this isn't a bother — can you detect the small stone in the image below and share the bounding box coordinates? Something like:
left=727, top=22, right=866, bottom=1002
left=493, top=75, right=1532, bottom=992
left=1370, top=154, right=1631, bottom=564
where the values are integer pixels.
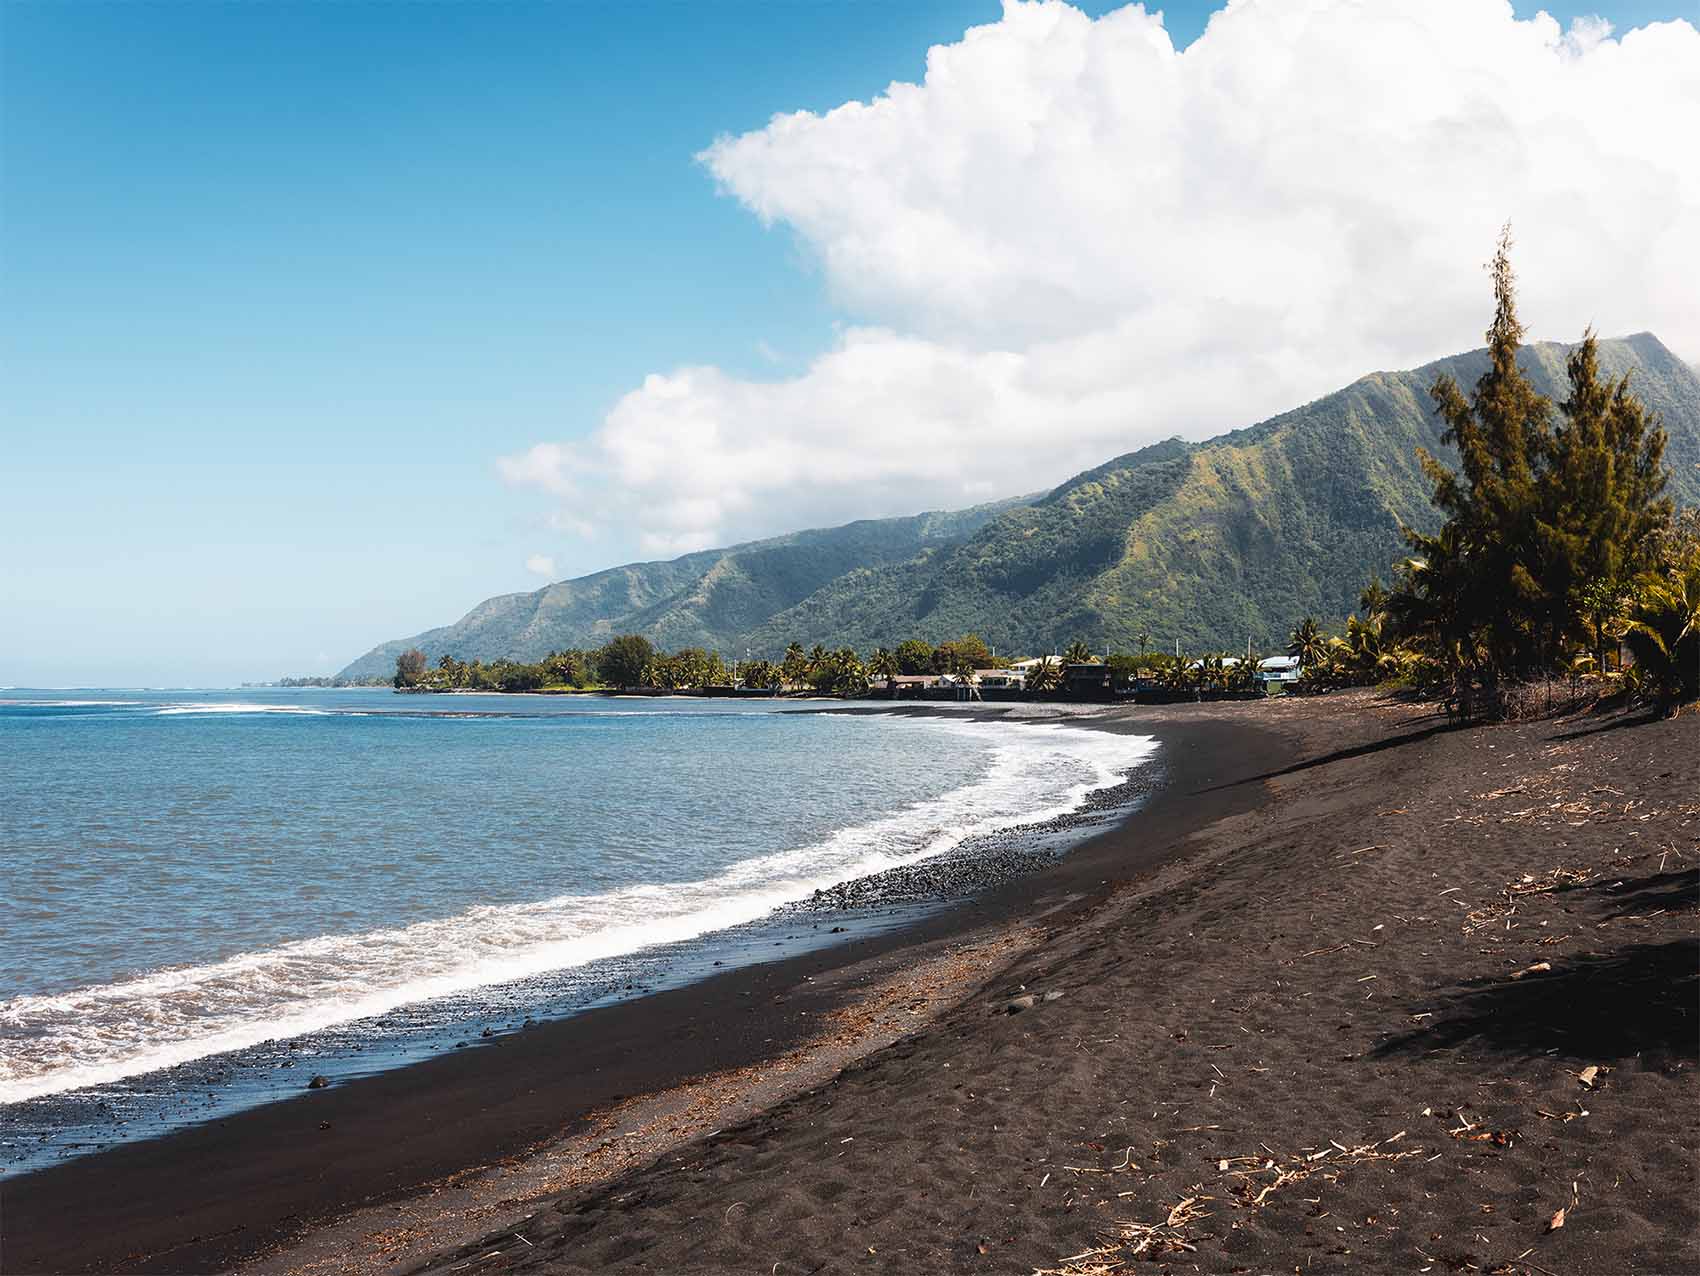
left=1043, top=990, right=1065, bottom=1003
left=480, top=1027, right=494, bottom=1038
left=1005, top=995, right=1038, bottom=1014
left=306, top=1075, right=329, bottom=1089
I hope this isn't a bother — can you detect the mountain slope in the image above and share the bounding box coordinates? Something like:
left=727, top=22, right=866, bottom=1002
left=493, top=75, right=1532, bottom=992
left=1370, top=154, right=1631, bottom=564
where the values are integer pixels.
left=747, top=333, right=1699, bottom=657
left=336, top=500, right=1027, bottom=680
left=341, top=334, right=1700, bottom=676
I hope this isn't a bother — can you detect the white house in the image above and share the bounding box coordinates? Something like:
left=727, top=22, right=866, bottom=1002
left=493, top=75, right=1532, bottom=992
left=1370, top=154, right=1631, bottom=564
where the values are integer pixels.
left=1256, top=655, right=1302, bottom=684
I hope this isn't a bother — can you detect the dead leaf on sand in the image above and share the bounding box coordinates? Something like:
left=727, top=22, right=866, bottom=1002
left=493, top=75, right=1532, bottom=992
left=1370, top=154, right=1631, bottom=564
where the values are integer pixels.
left=1547, top=1206, right=1567, bottom=1231
left=1578, top=1065, right=1600, bottom=1088
left=1510, top=961, right=1552, bottom=980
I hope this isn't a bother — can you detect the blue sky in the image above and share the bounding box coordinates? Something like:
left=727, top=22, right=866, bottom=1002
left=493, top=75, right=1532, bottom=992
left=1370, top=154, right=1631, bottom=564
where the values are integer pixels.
left=3, top=0, right=1695, bottom=685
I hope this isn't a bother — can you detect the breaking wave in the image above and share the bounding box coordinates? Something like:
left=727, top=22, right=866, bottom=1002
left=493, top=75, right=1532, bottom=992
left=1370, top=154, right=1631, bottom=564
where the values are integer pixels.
left=0, top=719, right=1154, bottom=1103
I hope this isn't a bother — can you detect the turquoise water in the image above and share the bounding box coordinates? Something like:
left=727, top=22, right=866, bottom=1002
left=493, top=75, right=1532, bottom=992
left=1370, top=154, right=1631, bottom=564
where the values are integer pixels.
left=0, top=689, right=1154, bottom=1114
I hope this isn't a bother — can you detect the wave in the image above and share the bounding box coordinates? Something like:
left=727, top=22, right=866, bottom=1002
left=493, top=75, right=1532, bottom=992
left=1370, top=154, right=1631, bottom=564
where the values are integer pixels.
left=0, top=699, right=143, bottom=708
left=0, top=720, right=1155, bottom=1104
left=153, top=702, right=333, bottom=716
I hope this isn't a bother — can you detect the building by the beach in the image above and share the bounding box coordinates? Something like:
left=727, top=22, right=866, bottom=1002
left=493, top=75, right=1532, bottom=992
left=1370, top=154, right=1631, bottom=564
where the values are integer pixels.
left=1256, top=655, right=1302, bottom=685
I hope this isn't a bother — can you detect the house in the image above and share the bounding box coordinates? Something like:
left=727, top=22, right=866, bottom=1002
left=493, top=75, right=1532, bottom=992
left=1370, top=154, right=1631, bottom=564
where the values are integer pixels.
left=1062, top=662, right=1115, bottom=701
left=882, top=674, right=944, bottom=694
left=975, top=668, right=1026, bottom=690
left=1256, top=655, right=1302, bottom=685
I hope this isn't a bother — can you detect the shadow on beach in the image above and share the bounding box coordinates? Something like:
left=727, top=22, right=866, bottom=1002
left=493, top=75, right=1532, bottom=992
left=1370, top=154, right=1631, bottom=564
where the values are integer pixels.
left=1200, top=716, right=1460, bottom=791
left=1374, top=935, right=1699, bottom=1064
left=1549, top=709, right=1668, bottom=742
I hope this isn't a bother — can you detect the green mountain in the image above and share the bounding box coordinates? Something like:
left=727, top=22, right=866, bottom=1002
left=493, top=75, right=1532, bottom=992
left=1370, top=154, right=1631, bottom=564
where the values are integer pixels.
left=339, top=334, right=1700, bottom=678
left=337, top=500, right=1028, bottom=680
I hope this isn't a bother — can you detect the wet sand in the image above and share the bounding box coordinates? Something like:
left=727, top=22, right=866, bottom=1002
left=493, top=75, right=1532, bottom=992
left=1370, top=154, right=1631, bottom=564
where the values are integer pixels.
left=7, top=695, right=1696, bottom=1275
left=1, top=708, right=1270, bottom=1274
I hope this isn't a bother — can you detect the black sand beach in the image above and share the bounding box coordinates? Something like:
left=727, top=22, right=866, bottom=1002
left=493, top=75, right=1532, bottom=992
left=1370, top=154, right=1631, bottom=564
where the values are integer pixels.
left=1, top=708, right=1270, bottom=1274
left=5, top=695, right=1696, bottom=1276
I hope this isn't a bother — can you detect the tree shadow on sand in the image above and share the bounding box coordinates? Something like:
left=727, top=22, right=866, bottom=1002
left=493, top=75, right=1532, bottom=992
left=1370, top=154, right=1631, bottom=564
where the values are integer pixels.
left=1200, top=719, right=1461, bottom=792
left=1549, top=709, right=1665, bottom=742
left=1550, top=866, right=1700, bottom=922
left=1372, top=938, right=1699, bottom=1064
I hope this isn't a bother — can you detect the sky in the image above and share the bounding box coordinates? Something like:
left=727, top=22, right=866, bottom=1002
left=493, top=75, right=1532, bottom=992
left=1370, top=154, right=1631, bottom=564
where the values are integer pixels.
left=3, top=0, right=1697, bottom=686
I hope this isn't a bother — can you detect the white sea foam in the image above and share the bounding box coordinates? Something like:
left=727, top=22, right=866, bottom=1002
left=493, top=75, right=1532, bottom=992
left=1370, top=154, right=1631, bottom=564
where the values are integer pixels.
left=0, top=719, right=1155, bottom=1103
left=153, top=702, right=332, bottom=716
left=1, top=699, right=143, bottom=708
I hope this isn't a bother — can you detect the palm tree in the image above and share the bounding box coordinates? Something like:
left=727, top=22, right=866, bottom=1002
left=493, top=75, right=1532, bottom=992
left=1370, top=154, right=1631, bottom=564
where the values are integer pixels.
left=1134, top=630, right=1151, bottom=674
left=1333, top=614, right=1392, bottom=685
left=1025, top=656, right=1061, bottom=695
left=1622, top=560, right=1700, bottom=710
left=1160, top=655, right=1194, bottom=692
left=868, top=646, right=898, bottom=691
left=1063, top=640, right=1094, bottom=665
left=1197, top=653, right=1229, bottom=691
left=1287, top=617, right=1328, bottom=669
left=1384, top=532, right=1490, bottom=714
left=1226, top=654, right=1258, bottom=692
left=827, top=647, right=869, bottom=696
left=781, top=642, right=807, bottom=689
left=1358, top=578, right=1391, bottom=620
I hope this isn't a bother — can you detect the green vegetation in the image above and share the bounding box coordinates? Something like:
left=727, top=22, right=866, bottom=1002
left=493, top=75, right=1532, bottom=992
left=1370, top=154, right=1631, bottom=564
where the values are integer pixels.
left=344, top=321, right=1699, bottom=683
left=1295, top=230, right=1698, bottom=716
left=1287, top=617, right=1328, bottom=668
left=275, top=674, right=389, bottom=687
left=341, top=500, right=1026, bottom=681
left=1025, top=656, right=1061, bottom=693
left=746, top=335, right=1697, bottom=661
left=893, top=639, right=934, bottom=674
left=393, top=631, right=1009, bottom=697
left=598, top=634, right=656, bottom=690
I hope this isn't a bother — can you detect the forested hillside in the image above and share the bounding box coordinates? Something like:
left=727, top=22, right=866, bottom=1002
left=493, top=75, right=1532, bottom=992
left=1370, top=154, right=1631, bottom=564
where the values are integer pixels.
left=337, top=501, right=1026, bottom=680
left=340, top=334, right=1700, bottom=677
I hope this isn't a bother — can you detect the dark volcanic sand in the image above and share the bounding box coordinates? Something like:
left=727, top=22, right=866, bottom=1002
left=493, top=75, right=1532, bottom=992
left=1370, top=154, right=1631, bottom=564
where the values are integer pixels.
left=0, top=709, right=1230, bottom=1275
left=403, top=696, right=1698, bottom=1276
left=8, top=697, right=1698, bottom=1276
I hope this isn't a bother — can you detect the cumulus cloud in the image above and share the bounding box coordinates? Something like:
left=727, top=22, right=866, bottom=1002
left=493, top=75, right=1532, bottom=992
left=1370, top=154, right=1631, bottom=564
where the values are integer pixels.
left=524, top=553, right=557, bottom=578
left=506, top=0, right=1700, bottom=556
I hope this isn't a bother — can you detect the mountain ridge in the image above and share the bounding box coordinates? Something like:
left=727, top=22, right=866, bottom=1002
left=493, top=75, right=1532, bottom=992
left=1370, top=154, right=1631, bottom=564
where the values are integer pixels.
left=338, top=333, right=1700, bottom=679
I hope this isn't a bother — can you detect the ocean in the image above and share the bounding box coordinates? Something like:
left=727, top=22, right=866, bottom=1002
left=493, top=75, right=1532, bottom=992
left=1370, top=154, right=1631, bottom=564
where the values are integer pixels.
left=0, top=689, right=1155, bottom=1168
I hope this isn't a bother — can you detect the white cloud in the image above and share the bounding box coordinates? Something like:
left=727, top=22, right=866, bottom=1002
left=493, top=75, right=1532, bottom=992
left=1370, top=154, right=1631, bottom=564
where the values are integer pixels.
left=524, top=553, right=557, bottom=578
left=507, top=0, right=1700, bottom=556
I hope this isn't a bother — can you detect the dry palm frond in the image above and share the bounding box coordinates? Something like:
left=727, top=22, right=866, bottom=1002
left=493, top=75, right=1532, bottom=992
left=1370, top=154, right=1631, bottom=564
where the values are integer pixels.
left=1505, top=867, right=1594, bottom=897
left=1034, top=1196, right=1214, bottom=1273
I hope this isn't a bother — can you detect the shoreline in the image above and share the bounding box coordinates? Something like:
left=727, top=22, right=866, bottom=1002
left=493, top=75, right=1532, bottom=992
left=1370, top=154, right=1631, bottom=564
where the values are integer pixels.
left=404, top=691, right=1695, bottom=1276
left=1, top=705, right=1157, bottom=1177
left=1, top=706, right=1275, bottom=1274
left=14, top=694, right=1690, bottom=1275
